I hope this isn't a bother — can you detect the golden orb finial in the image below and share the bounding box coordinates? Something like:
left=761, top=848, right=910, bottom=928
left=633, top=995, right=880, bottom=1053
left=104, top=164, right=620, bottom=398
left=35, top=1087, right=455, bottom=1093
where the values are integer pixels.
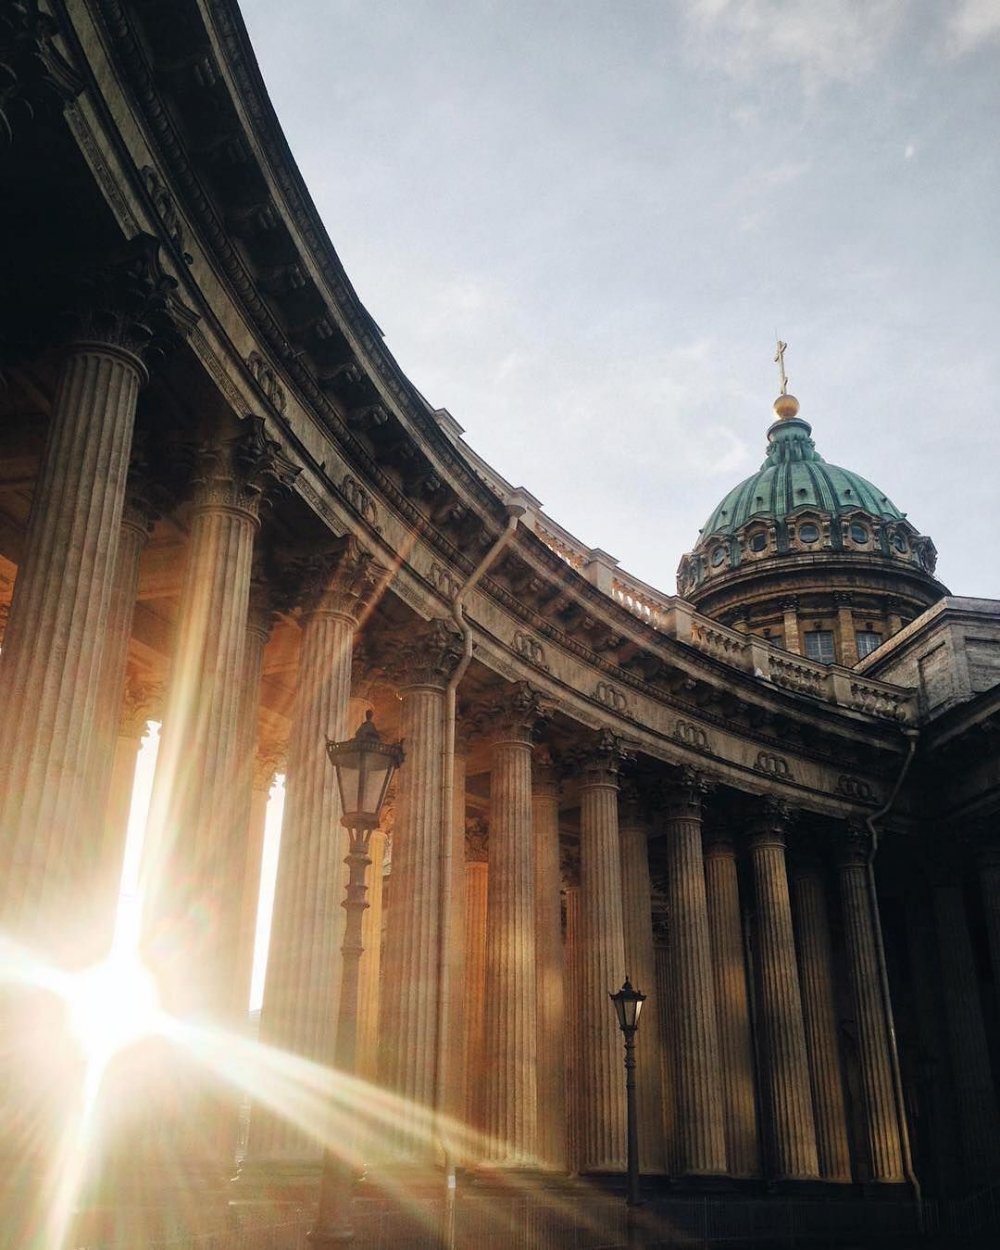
left=773, top=392, right=800, bottom=420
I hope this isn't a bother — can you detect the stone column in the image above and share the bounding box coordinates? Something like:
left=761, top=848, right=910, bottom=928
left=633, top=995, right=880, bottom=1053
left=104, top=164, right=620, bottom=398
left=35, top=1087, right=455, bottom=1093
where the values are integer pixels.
left=88, top=472, right=157, bottom=941
left=836, top=825, right=905, bottom=1183
left=789, top=858, right=852, bottom=1182
left=443, top=730, right=468, bottom=1140
left=978, top=841, right=1000, bottom=1006
left=782, top=598, right=801, bottom=656
left=0, top=238, right=173, bottom=954
left=480, top=683, right=541, bottom=1167
left=703, top=828, right=759, bottom=1177
left=835, top=594, right=858, bottom=667
left=652, top=911, right=676, bottom=1174
left=533, top=747, right=568, bottom=1172
left=577, top=731, right=628, bottom=1173
left=229, top=580, right=276, bottom=1021
left=463, top=820, right=490, bottom=1143
left=248, top=539, right=378, bottom=1170
left=237, top=744, right=283, bottom=1026
left=378, top=620, right=464, bottom=1161
left=99, top=676, right=161, bottom=923
left=619, top=786, right=666, bottom=1173
left=931, top=858, right=1000, bottom=1187
left=664, top=771, right=727, bottom=1176
left=143, top=419, right=297, bottom=1037
left=749, top=799, right=819, bottom=1181
left=563, top=868, right=582, bottom=1173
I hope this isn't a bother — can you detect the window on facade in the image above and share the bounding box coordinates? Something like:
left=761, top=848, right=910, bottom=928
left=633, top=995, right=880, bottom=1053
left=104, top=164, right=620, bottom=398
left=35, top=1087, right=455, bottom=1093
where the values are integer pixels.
left=749, top=532, right=768, bottom=552
left=856, top=630, right=883, bottom=658
left=849, top=522, right=869, bottom=544
left=798, top=522, right=820, bottom=543
left=804, top=630, right=836, bottom=663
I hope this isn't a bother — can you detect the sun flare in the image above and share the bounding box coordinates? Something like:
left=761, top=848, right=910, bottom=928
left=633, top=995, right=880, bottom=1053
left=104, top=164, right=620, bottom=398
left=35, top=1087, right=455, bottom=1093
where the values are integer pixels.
left=64, top=945, right=162, bottom=1068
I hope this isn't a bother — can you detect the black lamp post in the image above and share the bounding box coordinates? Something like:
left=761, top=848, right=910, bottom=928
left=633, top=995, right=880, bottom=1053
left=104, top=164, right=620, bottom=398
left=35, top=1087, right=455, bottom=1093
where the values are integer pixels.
left=610, top=977, right=646, bottom=1212
left=311, top=711, right=403, bottom=1247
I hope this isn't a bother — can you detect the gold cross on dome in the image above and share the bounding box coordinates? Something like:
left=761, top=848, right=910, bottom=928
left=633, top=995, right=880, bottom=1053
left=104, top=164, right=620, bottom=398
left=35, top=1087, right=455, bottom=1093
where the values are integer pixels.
left=774, top=339, right=789, bottom=395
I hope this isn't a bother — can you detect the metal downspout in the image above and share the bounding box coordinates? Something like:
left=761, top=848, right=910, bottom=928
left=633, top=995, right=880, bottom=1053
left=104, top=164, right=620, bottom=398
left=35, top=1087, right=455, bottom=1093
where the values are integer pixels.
left=434, top=502, right=524, bottom=1236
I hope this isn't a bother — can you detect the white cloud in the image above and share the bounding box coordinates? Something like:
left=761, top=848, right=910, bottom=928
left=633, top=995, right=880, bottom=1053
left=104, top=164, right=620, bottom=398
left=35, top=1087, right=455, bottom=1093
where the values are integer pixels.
left=682, top=0, right=906, bottom=90
left=904, top=142, right=916, bottom=159
left=945, top=0, right=1000, bottom=55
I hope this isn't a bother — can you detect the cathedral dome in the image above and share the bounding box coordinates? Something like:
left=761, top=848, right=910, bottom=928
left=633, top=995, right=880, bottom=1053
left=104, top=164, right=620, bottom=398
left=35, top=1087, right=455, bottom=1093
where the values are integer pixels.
left=676, top=396, right=946, bottom=662
left=699, top=413, right=904, bottom=540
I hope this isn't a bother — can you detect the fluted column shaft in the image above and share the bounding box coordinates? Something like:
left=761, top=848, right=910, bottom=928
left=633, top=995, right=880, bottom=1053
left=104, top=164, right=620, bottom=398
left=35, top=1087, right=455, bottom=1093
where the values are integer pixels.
left=229, top=601, right=273, bottom=1021
left=0, top=342, right=145, bottom=952
left=251, top=600, right=355, bottom=1163
left=578, top=752, right=627, bottom=1172
left=750, top=819, right=819, bottom=1180
left=563, top=880, right=582, bottom=1173
left=357, top=828, right=388, bottom=1082
left=237, top=752, right=279, bottom=1025
left=143, top=473, right=261, bottom=1036
left=790, top=863, right=851, bottom=1181
left=534, top=763, right=568, bottom=1171
left=932, top=875, right=1000, bottom=1186
left=620, top=807, right=666, bottom=1173
left=379, top=683, right=448, bottom=1157
left=838, top=835, right=903, bottom=1183
left=463, top=825, right=489, bottom=1140
left=444, top=741, right=468, bottom=1135
left=89, top=501, right=153, bottom=937
left=979, top=846, right=1000, bottom=1007
left=483, top=721, right=538, bottom=1166
left=653, top=933, right=676, bottom=1174
left=704, top=832, right=759, bottom=1177
left=665, top=782, right=727, bottom=1175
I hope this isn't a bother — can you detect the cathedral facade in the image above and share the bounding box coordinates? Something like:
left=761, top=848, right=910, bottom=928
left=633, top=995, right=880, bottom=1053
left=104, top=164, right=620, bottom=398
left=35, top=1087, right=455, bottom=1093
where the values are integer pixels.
left=1, top=2, right=998, bottom=1247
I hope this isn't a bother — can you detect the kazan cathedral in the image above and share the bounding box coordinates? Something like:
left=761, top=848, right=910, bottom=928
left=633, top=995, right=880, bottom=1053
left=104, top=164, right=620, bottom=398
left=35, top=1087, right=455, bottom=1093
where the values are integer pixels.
left=1, top=3, right=998, bottom=1249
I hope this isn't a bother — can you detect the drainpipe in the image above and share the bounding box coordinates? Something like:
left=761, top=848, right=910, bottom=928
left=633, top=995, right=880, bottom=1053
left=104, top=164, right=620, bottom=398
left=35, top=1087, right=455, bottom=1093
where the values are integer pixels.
left=434, top=500, right=525, bottom=1228
left=863, top=727, right=921, bottom=1219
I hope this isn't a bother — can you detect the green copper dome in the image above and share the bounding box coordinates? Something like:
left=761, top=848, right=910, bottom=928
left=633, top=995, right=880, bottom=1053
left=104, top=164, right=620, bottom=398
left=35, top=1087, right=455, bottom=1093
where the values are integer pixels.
left=700, top=415, right=903, bottom=538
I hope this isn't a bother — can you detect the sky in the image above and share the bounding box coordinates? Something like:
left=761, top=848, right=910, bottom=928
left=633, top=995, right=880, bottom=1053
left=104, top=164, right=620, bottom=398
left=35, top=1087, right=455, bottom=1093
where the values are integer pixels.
left=239, top=0, right=1000, bottom=599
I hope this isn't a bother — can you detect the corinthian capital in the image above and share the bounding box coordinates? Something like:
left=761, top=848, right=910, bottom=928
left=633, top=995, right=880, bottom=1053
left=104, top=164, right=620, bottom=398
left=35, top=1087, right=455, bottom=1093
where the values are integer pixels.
left=67, top=234, right=179, bottom=362
left=573, top=728, right=631, bottom=786
left=469, top=680, right=545, bottom=744
left=749, top=794, right=797, bottom=849
left=193, top=415, right=300, bottom=517
left=377, top=617, right=465, bottom=690
left=663, top=765, right=714, bottom=820
left=837, top=817, right=873, bottom=868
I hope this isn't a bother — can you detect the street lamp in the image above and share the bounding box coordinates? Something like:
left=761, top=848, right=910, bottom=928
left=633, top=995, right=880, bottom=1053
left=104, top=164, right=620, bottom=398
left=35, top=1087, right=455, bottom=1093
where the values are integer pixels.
left=610, top=977, right=646, bottom=1212
left=311, top=710, right=403, bottom=1247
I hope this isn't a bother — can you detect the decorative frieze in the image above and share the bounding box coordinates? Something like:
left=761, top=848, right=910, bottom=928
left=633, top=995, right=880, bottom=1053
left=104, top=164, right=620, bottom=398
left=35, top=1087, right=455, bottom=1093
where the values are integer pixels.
left=754, top=750, right=793, bottom=781
left=341, top=473, right=381, bottom=530
left=246, top=349, right=287, bottom=413
left=673, top=718, right=711, bottom=753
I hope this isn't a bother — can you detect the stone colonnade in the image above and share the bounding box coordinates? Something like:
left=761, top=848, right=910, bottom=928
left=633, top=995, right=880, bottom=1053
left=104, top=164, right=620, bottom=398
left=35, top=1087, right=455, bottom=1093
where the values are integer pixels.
left=2, top=264, right=1000, bottom=1210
